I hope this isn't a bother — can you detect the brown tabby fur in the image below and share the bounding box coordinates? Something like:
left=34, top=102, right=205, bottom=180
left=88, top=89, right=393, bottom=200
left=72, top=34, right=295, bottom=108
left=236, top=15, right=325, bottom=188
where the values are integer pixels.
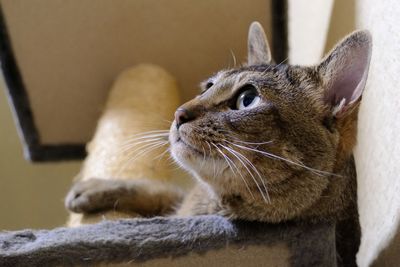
left=66, top=22, right=372, bottom=267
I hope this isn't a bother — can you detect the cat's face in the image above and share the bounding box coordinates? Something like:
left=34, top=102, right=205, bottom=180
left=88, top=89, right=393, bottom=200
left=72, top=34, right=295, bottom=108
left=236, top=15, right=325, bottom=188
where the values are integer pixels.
left=170, top=22, right=371, bottom=202
left=169, top=65, right=336, bottom=200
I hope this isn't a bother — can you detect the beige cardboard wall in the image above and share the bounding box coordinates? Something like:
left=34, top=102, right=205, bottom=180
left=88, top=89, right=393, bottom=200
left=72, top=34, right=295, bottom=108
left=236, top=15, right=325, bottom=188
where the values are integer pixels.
left=323, top=0, right=355, bottom=55
left=355, top=0, right=400, bottom=266
left=0, top=75, right=81, bottom=230
left=1, top=0, right=271, bottom=145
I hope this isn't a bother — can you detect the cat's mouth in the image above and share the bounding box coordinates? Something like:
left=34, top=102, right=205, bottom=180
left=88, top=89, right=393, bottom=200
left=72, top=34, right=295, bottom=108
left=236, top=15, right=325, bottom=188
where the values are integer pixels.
left=172, top=131, right=230, bottom=177
left=169, top=123, right=217, bottom=166
left=175, top=136, right=205, bottom=156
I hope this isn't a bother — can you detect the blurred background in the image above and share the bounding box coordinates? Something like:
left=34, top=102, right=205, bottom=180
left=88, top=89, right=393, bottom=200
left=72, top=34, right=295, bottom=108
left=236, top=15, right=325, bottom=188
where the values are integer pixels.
left=0, top=0, right=399, bottom=266
left=0, top=76, right=80, bottom=229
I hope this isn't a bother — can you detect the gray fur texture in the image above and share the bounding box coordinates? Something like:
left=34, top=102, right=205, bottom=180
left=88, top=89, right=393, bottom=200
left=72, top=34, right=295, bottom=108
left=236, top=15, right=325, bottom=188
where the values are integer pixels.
left=0, top=215, right=336, bottom=267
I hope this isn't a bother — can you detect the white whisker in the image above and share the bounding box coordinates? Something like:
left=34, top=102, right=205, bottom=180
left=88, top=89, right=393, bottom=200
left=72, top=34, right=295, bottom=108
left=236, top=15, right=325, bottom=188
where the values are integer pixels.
left=205, top=141, right=216, bottom=179
left=119, top=137, right=167, bottom=153
left=121, top=139, right=168, bottom=157
left=130, top=141, right=168, bottom=161
left=224, top=144, right=270, bottom=202
left=154, top=147, right=171, bottom=162
left=217, top=144, right=255, bottom=200
left=226, top=141, right=341, bottom=177
left=218, top=130, right=273, bottom=146
left=117, top=141, right=168, bottom=177
left=213, top=143, right=234, bottom=174
left=221, top=144, right=269, bottom=203
left=273, top=57, right=289, bottom=70
left=224, top=137, right=273, bottom=146
left=230, top=49, right=237, bottom=67
left=121, top=133, right=169, bottom=145
left=200, top=144, right=207, bottom=171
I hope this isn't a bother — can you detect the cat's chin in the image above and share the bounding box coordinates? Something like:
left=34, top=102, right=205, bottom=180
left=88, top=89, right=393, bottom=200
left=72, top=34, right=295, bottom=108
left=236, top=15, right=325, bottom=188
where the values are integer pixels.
left=170, top=139, right=203, bottom=169
left=169, top=126, right=228, bottom=179
left=170, top=139, right=226, bottom=179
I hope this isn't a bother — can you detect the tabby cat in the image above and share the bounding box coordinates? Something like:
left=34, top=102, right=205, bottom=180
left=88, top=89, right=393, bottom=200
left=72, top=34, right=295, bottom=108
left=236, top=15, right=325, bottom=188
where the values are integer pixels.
left=66, top=22, right=372, bottom=266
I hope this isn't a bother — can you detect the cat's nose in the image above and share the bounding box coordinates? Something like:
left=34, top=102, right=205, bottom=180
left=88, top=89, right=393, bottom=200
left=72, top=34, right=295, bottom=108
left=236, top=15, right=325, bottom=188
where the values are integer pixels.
left=175, top=108, right=195, bottom=129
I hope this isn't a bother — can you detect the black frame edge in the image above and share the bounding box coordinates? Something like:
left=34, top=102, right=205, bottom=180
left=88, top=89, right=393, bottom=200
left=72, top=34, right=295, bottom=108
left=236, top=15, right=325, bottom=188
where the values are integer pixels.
left=0, top=5, right=86, bottom=162
left=271, top=0, right=288, bottom=63
left=29, top=145, right=86, bottom=162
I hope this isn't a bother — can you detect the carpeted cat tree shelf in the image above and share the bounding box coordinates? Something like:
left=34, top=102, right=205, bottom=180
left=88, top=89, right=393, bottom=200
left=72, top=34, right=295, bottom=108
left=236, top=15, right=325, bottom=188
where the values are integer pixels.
left=0, top=1, right=339, bottom=267
left=0, top=216, right=336, bottom=267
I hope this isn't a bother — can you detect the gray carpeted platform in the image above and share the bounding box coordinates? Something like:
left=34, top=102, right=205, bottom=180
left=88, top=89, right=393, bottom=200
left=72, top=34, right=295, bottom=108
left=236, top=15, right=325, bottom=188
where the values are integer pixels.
left=0, top=215, right=336, bottom=267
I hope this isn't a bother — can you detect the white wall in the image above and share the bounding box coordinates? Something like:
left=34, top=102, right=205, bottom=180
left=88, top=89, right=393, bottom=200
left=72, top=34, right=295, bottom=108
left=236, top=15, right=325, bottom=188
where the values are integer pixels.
left=288, top=0, right=334, bottom=65
left=355, top=1, right=400, bottom=266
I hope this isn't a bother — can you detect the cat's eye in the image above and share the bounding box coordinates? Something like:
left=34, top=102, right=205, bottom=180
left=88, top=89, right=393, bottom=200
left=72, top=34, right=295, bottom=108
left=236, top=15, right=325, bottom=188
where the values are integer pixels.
left=205, top=82, right=214, bottom=89
left=235, top=86, right=260, bottom=110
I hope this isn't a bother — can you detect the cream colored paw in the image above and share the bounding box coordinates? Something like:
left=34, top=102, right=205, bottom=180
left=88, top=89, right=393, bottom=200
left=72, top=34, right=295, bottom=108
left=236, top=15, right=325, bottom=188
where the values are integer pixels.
left=65, top=178, right=127, bottom=213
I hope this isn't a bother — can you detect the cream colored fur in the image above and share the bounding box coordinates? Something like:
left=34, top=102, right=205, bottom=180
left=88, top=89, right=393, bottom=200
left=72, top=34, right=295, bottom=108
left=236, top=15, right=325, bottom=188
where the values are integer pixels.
left=67, top=64, right=187, bottom=227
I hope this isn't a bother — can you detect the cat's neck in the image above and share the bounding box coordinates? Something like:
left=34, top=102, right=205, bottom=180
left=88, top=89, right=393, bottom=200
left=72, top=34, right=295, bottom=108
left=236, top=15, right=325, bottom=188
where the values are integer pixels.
left=211, top=155, right=357, bottom=223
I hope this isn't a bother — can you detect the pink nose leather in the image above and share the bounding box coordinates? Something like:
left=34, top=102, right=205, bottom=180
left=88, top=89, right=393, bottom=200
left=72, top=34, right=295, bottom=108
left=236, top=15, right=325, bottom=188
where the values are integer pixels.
left=175, top=108, right=194, bottom=128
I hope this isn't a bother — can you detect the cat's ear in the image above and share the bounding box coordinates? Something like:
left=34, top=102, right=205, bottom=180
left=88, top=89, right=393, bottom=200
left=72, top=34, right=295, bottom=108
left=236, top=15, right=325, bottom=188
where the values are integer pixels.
left=317, top=30, right=372, bottom=118
left=248, top=22, right=273, bottom=65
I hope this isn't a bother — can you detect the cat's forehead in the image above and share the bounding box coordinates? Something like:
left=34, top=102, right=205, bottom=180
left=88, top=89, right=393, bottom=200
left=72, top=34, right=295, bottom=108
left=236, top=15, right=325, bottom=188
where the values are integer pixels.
left=198, top=64, right=320, bottom=107
left=203, top=65, right=294, bottom=92
left=200, top=69, right=257, bottom=100
left=199, top=66, right=276, bottom=103
left=209, top=68, right=265, bottom=85
left=219, top=64, right=318, bottom=89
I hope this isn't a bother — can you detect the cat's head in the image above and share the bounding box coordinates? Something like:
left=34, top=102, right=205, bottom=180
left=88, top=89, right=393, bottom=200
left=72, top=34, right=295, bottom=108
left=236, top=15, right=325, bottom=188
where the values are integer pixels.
left=169, top=22, right=371, bottom=204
